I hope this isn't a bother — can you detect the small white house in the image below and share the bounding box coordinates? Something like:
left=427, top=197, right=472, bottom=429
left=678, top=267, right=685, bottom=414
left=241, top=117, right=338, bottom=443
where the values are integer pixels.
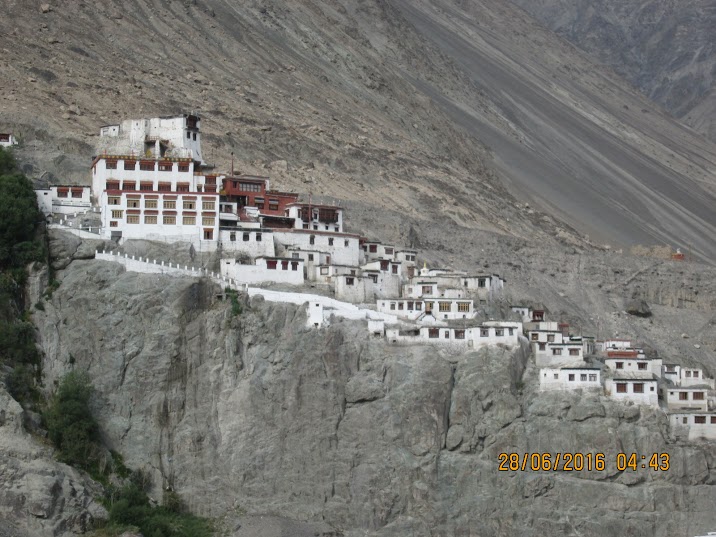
left=220, top=256, right=305, bottom=286
left=0, top=133, right=17, bottom=147
left=510, top=305, right=532, bottom=323
left=669, top=413, right=716, bottom=441
left=604, top=373, right=659, bottom=407
left=539, top=366, right=601, bottom=391
left=604, top=357, right=662, bottom=378
left=534, top=342, right=584, bottom=367
left=307, top=302, right=325, bottom=328
left=664, top=387, right=709, bottom=412
left=674, top=367, right=715, bottom=389
left=385, top=322, right=520, bottom=349
left=35, top=186, right=92, bottom=216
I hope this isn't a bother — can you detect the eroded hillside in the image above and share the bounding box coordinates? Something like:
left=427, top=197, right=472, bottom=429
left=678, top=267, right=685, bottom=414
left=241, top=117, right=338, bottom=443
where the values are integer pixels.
left=2, top=0, right=716, bottom=260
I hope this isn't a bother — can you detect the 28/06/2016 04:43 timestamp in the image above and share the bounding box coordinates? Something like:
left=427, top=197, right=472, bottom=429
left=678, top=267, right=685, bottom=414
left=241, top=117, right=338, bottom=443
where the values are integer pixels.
left=497, top=452, right=670, bottom=472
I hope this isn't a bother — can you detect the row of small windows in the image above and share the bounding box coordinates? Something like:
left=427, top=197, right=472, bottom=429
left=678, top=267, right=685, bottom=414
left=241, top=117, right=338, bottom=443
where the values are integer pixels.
left=266, top=260, right=300, bottom=271
left=668, top=391, right=705, bottom=400
left=679, top=415, right=716, bottom=425
left=303, top=223, right=341, bottom=232
left=386, top=301, right=471, bottom=312
left=56, top=189, right=85, bottom=198
left=427, top=327, right=515, bottom=339
left=615, top=383, right=655, bottom=394
left=549, top=372, right=598, bottom=382
left=105, top=161, right=192, bottom=173
left=106, top=181, right=216, bottom=192
left=308, top=236, right=351, bottom=247
left=228, top=232, right=262, bottom=242
left=111, top=211, right=214, bottom=226
left=109, top=198, right=215, bottom=211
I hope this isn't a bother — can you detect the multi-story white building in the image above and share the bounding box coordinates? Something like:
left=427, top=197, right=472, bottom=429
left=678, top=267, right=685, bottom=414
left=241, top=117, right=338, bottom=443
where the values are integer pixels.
left=285, top=203, right=344, bottom=233
left=35, top=185, right=92, bottom=216
left=92, top=154, right=219, bottom=244
left=661, top=366, right=715, bottom=388
left=377, top=297, right=474, bottom=321
left=534, top=342, right=584, bottom=367
left=220, top=256, right=305, bottom=286
left=385, top=321, right=521, bottom=348
left=273, top=230, right=361, bottom=266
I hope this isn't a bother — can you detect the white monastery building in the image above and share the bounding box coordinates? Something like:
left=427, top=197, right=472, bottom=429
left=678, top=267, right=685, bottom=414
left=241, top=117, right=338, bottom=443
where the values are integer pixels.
left=0, top=132, right=18, bottom=147
left=604, top=373, right=659, bottom=407
left=539, top=365, right=601, bottom=391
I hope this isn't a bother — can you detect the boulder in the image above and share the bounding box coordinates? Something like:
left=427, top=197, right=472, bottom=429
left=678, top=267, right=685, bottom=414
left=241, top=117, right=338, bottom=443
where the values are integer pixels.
left=625, top=298, right=652, bottom=318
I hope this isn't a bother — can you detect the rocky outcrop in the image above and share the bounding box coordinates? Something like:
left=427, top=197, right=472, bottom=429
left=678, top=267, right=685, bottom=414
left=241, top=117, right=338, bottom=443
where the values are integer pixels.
left=0, top=384, right=106, bottom=536
left=28, top=257, right=716, bottom=536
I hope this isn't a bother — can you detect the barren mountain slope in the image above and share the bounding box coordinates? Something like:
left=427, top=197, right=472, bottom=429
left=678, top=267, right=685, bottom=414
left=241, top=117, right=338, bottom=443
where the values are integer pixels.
left=510, top=0, right=716, bottom=141
left=2, top=0, right=716, bottom=261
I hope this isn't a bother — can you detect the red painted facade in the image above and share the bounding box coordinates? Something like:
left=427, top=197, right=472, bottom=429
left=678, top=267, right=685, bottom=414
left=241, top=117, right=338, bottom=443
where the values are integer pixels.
left=221, top=175, right=298, bottom=216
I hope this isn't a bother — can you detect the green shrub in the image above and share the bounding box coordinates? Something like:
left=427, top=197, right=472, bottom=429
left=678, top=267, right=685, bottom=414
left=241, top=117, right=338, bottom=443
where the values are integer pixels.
left=44, top=371, right=100, bottom=467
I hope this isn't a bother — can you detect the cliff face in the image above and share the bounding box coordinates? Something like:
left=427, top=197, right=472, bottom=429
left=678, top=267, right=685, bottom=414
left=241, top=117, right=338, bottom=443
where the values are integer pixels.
left=25, top=235, right=716, bottom=536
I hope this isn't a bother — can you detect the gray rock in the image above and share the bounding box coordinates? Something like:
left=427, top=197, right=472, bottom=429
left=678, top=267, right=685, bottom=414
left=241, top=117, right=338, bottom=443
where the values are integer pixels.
left=625, top=298, right=652, bottom=318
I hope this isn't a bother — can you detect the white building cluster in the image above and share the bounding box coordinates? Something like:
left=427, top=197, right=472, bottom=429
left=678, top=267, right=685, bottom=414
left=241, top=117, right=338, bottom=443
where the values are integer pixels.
left=40, top=114, right=716, bottom=445
left=533, top=317, right=716, bottom=440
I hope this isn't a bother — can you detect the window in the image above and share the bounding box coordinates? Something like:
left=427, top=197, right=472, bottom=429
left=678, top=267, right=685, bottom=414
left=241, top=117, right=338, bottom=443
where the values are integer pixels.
left=480, top=329, right=489, bottom=338
left=616, top=384, right=627, bottom=393
left=638, top=362, right=648, bottom=370
left=415, top=302, right=422, bottom=311
left=398, top=303, right=404, bottom=310
left=633, top=383, right=644, bottom=393
left=158, top=183, right=171, bottom=191
left=163, top=215, right=176, bottom=225
left=124, top=160, right=136, bottom=170
left=158, top=162, right=172, bottom=172
left=308, top=254, right=314, bottom=261
left=686, top=371, right=692, bottom=377
left=392, top=265, right=398, bottom=274
left=193, top=133, right=197, bottom=141
left=695, top=416, right=706, bottom=424
left=164, top=200, right=176, bottom=209
left=538, top=343, right=546, bottom=351
left=145, top=199, right=157, bottom=209
left=458, top=303, right=470, bottom=312
left=178, top=164, right=190, bottom=173
left=108, top=196, right=121, bottom=205
left=422, top=286, right=432, bottom=295
left=407, top=302, right=414, bottom=310
left=385, top=247, right=394, bottom=255
left=615, top=362, right=624, bottom=370
left=183, top=200, right=195, bottom=210
left=509, top=328, right=514, bottom=336
left=369, top=244, right=377, bottom=253
left=239, top=183, right=261, bottom=192
left=106, top=181, right=120, bottom=190
left=72, top=189, right=83, bottom=198
left=183, top=216, right=196, bottom=225
left=243, top=233, right=250, bottom=242
left=291, top=262, right=299, bottom=271
left=693, top=392, right=705, bottom=400
left=552, top=348, right=562, bottom=355
left=110, top=221, right=118, bottom=227
left=122, top=181, right=136, bottom=190
left=711, top=417, right=716, bottom=424
left=450, top=330, right=463, bottom=340
left=320, top=267, right=329, bottom=275
left=569, top=349, right=580, bottom=356
left=370, top=274, right=378, bottom=283
left=531, top=333, right=539, bottom=341
left=127, top=215, right=139, bottom=224
left=428, top=328, right=439, bottom=339
left=495, top=329, right=504, bottom=337
left=281, top=261, right=289, bottom=270
left=204, top=230, right=213, bottom=240
left=390, top=303, right=396, bottom=310
left=589, top=374, right=597, bottom=382
left=309, top=236, right=315, bottom=245
left=554, top=373, right=559, bottom=380
left=267, top=260, right=277, bottom=270
left=111, top=210, right=123, bottom=219
left=444, top=331, right=450, bottom=339
left=439, top=302, right=451, bottom=312
left=106, top=160, right=117, bottom=169
left=568, top=374, right=575, bottom=381
left=547, top=334, right=555, bottom=343
left=380, top=260, right=389, bottom=271
left=177, top=183, right=190, bottom=192
left=140, top=182, right=153, bottom=191
left=694, top=371, right=700, bottom=378
left=203, top=201, right=216, bottom=211
left=580, top=374, right=587, bottom=381
left=679, top=392, right=688, bottom=401
left=478, top=279, right=486, bottom=288
left=683, top=417, right=688, bottom=424
left=127, top=199, right=140, bottom=208
left=344, top=240, right=349, bottom=247
left=145, top=215, right=157, bottom=224
left=140, top=161, right=154, bottom=171
left=328, top=238, right=334, bottom=246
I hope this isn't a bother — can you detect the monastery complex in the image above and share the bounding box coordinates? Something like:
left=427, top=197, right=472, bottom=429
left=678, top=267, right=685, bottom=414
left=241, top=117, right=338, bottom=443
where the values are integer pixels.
left=31, top=115, right=716, bottom=443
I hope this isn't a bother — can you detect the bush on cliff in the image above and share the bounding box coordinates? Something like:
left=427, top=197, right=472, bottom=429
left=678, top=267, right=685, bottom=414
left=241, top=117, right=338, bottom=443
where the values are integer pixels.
left=44, top=371, right=101, bottom=467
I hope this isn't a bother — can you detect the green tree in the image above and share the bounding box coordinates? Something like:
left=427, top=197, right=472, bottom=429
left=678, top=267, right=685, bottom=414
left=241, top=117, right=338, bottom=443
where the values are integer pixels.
left=44, top=371, right=100, bottom=467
